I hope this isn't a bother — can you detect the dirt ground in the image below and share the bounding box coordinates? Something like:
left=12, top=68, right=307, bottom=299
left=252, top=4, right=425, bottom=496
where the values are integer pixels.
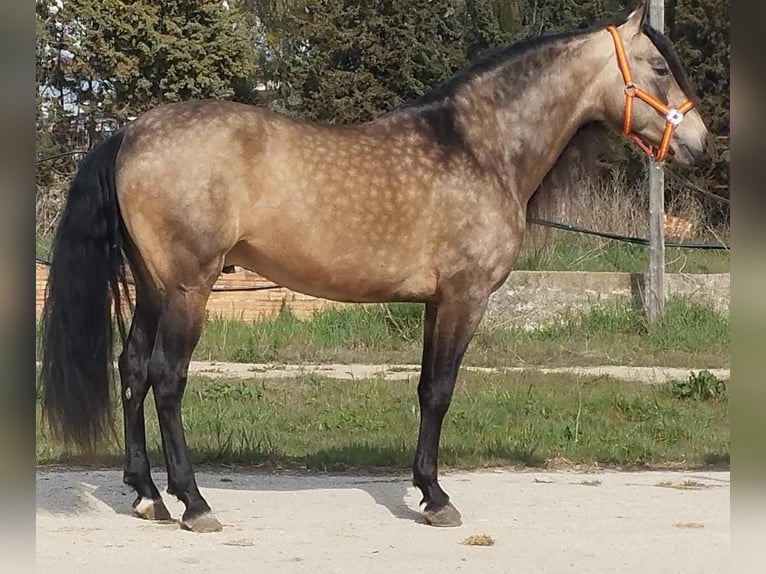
left=36, top=468, right=729, bottom=573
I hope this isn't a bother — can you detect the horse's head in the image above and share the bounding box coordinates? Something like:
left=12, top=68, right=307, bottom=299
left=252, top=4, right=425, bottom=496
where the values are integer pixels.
left=601, top=2, right=709, bottom=165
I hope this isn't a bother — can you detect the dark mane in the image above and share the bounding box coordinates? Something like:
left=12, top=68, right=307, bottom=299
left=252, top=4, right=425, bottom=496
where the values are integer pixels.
left=642, top=24, right=698, bottom=103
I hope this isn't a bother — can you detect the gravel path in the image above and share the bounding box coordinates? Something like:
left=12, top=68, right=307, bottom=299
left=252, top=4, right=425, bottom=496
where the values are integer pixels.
left=188, top=360, right=730, bottom=384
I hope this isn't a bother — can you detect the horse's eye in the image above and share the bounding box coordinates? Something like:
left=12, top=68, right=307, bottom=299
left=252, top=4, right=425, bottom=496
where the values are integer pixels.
left=654, top=66, right=670, bottom=77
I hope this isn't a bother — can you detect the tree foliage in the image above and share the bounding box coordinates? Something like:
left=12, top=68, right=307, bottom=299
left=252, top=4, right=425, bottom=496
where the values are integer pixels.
left=37, top=0, right=256, bottom=120
left=667, top=0, right=729, bottom=211
left=257, top=0, right=472, bottom=122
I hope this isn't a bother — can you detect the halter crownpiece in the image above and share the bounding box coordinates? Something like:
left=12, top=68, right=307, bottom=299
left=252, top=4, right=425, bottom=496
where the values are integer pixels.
left=606, top=25, right=694, bottom=163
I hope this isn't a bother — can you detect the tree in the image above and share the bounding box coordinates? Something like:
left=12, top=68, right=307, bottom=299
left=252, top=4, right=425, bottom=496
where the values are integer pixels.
left=37, top=0, right=257, bottom=120
left=260, top=0, right=527, bottom=123
left=501, top=0, right=627, bottom=37
left=667, top=0, right=729, bottom=211
left=463, top=0, right=512, bottom=60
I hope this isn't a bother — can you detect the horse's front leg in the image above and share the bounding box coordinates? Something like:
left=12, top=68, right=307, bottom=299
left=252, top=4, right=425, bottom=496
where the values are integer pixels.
left=412, top=296, right=488, bottom=526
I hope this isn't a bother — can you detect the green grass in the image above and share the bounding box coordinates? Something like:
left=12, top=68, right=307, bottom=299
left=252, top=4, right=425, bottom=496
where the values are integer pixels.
left=34, top=296, right=729, bottom=368
left=515, top=236, right=729, bottom=273
left=36, top=237, right=53, bottom=262
left=36, top=371, right=729, bottom=470
left=195, top=303, right=424, bottom=365
left=192, top=297, right=729, bottom=368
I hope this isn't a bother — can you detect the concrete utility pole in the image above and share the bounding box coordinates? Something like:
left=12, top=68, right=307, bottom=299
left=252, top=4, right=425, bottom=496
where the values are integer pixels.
left=646, top=0, right=665, bottom=323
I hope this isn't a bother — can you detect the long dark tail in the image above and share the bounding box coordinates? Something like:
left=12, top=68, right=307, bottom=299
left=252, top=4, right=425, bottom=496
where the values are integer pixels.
left=40, top=130, right=130, bottom=452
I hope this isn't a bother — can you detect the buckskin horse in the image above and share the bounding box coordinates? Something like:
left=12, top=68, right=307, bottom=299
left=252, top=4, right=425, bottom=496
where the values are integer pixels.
left=40, top=2, right=709, bottom=532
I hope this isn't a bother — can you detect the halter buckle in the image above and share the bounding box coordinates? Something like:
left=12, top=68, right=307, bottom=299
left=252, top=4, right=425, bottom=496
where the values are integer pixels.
left=665, top=108, right=684, bottom=126
left=624, top=83, right=637, bottom=96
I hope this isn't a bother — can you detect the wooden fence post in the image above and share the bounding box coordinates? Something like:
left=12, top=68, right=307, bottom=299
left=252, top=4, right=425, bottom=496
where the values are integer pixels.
left=646, top=0, right=665, bottom=322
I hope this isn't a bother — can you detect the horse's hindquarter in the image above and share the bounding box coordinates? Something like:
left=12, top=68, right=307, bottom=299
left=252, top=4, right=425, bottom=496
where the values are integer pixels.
left=116, top=101, right=521, bottom=302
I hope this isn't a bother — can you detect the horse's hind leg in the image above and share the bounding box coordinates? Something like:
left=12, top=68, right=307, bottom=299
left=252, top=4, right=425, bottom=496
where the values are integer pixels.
left=413, top=297, right=488, bottom=527
left=119, top=289, right=170, bottom=521
left=148, top=282, right=221, bottom=532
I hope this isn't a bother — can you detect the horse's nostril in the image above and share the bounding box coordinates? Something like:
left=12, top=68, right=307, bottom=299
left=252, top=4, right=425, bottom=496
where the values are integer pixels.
left=692, top=139, right=708, bottom=163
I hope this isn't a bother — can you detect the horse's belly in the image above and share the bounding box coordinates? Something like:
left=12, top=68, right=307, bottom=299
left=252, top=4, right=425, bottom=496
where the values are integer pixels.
left=224, top=239, right=437, bottom=303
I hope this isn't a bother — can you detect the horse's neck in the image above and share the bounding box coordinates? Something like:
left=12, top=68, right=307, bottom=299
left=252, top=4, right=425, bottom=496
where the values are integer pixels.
left=458, top=32, right=611, bottom=202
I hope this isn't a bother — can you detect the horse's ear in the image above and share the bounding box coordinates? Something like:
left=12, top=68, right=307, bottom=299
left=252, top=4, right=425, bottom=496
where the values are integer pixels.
left=620, top=1, right=648, bottom=36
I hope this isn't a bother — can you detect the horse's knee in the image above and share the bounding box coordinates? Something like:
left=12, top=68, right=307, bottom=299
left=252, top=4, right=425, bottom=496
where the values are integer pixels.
left=153, top=383, right=181, bottom=412
left=118, top=348, right=140, bottom=381
left=147, top=355, right=181, bottom=408
left=418, top=384, right=453, bottom=417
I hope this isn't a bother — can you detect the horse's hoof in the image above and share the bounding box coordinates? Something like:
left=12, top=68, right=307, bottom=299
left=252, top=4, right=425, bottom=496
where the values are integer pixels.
left=180, top=511, right=223, bottom=533
left=422, top=502, right=462, bottom=527
left=132, top=496, right=172, bottom=521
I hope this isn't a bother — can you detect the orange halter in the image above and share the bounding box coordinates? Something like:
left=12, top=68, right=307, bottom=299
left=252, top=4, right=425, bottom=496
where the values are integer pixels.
left=606, top=25, right=694, bottom=163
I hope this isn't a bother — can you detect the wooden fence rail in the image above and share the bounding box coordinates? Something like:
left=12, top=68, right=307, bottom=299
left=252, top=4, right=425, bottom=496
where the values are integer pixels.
left=35, top=264, right=344, bottom=321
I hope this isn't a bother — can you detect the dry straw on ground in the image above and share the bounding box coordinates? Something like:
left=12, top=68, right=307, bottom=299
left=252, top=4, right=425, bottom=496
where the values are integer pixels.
left=461, top=534, right=495, bottom=546
left=673, top=522, right=705, bottom=529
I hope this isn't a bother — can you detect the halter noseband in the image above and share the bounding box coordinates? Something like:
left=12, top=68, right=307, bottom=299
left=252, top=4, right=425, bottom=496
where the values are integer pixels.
left=606, top=25, right=694, bottom=163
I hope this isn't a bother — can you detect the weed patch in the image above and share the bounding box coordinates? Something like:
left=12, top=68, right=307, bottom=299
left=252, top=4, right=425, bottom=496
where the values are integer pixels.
left=665, top=371, right=727, bottom=402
